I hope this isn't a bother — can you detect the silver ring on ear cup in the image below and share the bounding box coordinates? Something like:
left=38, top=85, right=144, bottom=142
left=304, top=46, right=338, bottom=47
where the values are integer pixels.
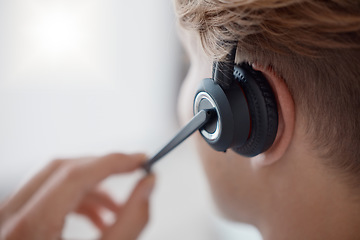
left=194, top=92, right=221, bottom=141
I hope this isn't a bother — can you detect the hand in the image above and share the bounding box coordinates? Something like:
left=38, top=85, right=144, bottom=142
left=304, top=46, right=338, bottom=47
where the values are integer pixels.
left=0, top=153, right=155, bottom=240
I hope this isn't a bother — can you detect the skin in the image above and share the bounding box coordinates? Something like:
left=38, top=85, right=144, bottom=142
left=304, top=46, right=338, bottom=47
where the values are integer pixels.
left=178, top=29, right=360, bottom=240
left=0, top=153, right=155, bottom=240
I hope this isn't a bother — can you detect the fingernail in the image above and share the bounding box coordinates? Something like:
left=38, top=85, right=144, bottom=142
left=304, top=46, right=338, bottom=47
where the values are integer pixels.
left=141, top=175, right=155, bottom=199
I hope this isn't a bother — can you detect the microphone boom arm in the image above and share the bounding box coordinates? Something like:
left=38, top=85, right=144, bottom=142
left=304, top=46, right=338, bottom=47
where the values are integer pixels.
left=142, top=108, right=216, bottom=173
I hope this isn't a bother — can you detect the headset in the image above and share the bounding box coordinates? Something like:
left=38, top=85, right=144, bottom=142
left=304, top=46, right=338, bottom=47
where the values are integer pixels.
left=193, top=46, right=279, bottom=157
left=143, top=46, right=279, bottom=172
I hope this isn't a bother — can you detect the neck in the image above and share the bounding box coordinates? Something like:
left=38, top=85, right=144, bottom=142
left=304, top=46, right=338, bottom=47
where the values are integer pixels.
left=260, top=193, right=360, bottom=240
left=256, top=154, right=360, bottom=240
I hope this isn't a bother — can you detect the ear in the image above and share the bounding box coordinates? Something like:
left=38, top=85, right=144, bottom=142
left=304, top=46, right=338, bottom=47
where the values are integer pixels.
left=250, top=63, right=295, bottom=168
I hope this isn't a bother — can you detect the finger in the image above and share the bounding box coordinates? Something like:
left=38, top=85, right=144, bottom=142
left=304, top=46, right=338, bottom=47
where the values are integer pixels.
left=71, top=153, right=147, bottom=187
left=75, top=189, right=122, bottom=228
left=102, top=174, right=155, bottom=240
left=17, top=153, right=146, bottom=234
left=85, top=189, right=120, bottom=213
left=1, top=159, right=68, bottom=216
left=75, top=188, right=120, bottom=214
left=76, top=204, right=107, bottom=231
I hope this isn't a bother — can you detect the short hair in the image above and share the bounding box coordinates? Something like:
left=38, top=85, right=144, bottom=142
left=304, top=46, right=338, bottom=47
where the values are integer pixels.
left=176, top=0, right=360, bottom=186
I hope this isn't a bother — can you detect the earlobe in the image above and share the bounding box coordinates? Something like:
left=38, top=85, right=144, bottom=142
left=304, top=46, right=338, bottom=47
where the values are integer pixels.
left=251, top=63, right=295, bottom=168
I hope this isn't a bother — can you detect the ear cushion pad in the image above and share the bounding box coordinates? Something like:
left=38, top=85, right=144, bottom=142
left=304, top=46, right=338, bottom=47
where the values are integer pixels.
left=232, top=63, right=278, bottom=157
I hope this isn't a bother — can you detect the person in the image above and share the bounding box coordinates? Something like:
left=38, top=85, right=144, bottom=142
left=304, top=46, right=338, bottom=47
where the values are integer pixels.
left=175, top=0, right=360, bottom=239
left=1, top=1, right=360, bottom=240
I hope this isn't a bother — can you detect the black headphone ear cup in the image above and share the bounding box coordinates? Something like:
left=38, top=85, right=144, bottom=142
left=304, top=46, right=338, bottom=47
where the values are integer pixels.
left=232, top=63, right=278, bottom=157
left=194, top=78, right=251, bottom=152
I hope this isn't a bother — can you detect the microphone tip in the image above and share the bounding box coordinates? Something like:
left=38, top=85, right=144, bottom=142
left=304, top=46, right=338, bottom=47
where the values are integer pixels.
left=142, top=162, right=152, bottom=174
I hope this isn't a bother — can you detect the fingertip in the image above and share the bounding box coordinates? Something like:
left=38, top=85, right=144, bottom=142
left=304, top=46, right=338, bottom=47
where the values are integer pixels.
left=145, top=173, right=156, bottom=185
left=129, top=153, right=147, bottom=160
left=104, top=152, right=147, bottom=170
left=143, top=174, right=156, bottom=191
left=134, top=174, right=156, bottom=201
left=129, top=153, right=148, bottom=171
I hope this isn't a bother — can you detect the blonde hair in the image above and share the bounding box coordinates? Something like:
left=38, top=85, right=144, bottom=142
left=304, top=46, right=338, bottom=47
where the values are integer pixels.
left=176, top=0, right=360, bottom=185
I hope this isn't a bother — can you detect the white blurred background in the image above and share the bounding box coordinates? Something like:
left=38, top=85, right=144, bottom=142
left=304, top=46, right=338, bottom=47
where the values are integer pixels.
left=0, top=0, right=261, bottom=239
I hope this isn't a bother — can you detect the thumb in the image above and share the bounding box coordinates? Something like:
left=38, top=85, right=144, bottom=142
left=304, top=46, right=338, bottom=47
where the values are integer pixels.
left=102, top=174, right=155, bottom=240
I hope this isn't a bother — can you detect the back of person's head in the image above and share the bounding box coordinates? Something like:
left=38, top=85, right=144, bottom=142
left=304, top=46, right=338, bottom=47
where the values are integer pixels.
left=176, top=0, right=360, bottom=188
